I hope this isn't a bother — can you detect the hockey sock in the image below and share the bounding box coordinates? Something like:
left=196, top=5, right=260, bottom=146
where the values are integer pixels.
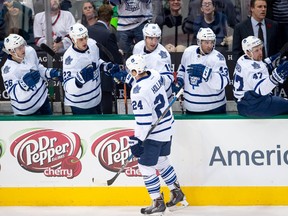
left=143, top=174, right=161, bottom=200
left=159, top=165, right=178, bottom=191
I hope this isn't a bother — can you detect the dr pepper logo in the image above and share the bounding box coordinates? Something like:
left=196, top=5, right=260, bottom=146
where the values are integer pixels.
left=91, top=128, right=141, bottom=177
left=10, top=129, right=83, bottom=179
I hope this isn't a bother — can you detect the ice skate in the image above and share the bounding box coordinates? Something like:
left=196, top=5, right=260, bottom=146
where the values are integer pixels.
left=140, top=194, right=166, bottom=215
left=166, top=183, right=189, bottom=212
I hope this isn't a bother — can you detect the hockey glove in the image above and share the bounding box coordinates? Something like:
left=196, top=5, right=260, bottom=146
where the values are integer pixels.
left=19, top=70, right=40, bottom=91
left=103, top=62, right=120, bottom=76
left=128, top=136, right=144, bottom=158
left=172, top=77, right=184, bottom=93
left=75, top=64, right=94, bottom=87
left=271, top=61, right=288, bottom=84
left=187, top=64, right=212, bottom=82
left=49, top=68, right=63, bottom=82
left=263, top=52, right=281, bottom=72
left=113, top=70, right=128, bottom=84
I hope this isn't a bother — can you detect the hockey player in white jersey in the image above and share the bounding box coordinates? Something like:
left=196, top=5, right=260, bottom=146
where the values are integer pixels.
left=233, top=36, right=288, bottom=117
left=174, top=27, right=230, bottom=114
left=132, top=23, right=174, bottom=101
left=113, top=23, right=174, bottom=101
left=1, top=34, right=62, bottom=115
left=62, top=23, right=119, bottom=114
left=126, top=54, right=188, bottom=215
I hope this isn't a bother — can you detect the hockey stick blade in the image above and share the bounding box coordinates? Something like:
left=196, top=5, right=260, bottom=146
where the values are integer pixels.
left=40, top=43, right=56, bottom=57
left=106, top=88, right=184, bottom=186
left=107, top=154, right=134, bottom=186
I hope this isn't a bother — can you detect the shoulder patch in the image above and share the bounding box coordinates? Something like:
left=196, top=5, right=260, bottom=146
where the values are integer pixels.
left=133, top=85, right=141, bottom=94
left=251, top=62, right=260, bottom=69
left=3, top=65, right=11, bottom=74
left=158, top=50, right=167, bottom=59
left=217, top=53, right=225, bottom=61
left=65, top=56, right=73, bottom=65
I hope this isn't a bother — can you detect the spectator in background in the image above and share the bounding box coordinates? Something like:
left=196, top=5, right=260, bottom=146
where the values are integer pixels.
left=232, top=0, right=279, bottom=62
left=78, top=0, right=97, bottom=27
left=173, top=28, right=230, bottom=114
left=2, top=0, right=33, bottom=44
left=1, top=34, right=62, bottom=115
left=88, top=4, right=123, bottom=114
left=109, top=0, right=153, bottom=60
left=60, top=0, right=72, bottom=11
left=33, top=0, right=75, bottom=53
left=182, top=0, right=238, bottom=34
left=182, top=0, right=228, bottom=48
left=156, top=0, right=187, bottom=52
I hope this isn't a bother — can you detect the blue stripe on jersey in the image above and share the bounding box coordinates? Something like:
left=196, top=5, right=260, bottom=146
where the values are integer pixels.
left=11, top=88, right=47, bottom=112
left=11, top=81, right=46, bottom=103
left=184, top=89, right=224, bottom=97
left=65, top=91, right=101, bottom=104
left=158, top=116, right=173, bottom=126
left=136, top=121, right=152, bottom=125
left=134, top=113, right=152, bottom=117
left=151, top=126, right=172, bottom=135
left=185, top=95, right=226, bottom=104
left=118, top=15, right=152, bottom=19
left=254, top=78, right=265, bottom=92
left=68, top=82, right=101, bottom=97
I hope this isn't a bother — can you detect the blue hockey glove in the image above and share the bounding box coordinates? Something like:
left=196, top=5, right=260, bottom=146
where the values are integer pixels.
left=49, top=68, right=63, bottom=82
left=263, top=52, right=282, bottom=72
left=128, top=136, right=144, bottom=158
left=75, top=64, right=94, bottom=87
left=104, top=62, right=120, bottom=76
left=187, top=64, right=212, bottom=82
left=172, top=77, right=184, bottom=93
left=19, top=70, right=40, bottom=91
left=271, top=61, right=288, bottom=84
left=113, top=70, right=128, bottom=84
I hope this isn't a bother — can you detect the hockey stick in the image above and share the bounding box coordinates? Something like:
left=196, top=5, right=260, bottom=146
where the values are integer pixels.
left=280, top=42, right=288, bottom=58
left=40, top=43, right=65, bottom=115
left=106, top=87, right=184, bottom=186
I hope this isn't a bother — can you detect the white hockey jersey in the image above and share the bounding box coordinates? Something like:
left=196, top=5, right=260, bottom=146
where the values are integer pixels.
left=116, top=1, right=153, bottom=31
left=33, top=10, right=75, bottom=52
left=1, top=46, right=50, bottom=115
left=62, top=38, right=103, bottom=109
left=233, top=55, right=277, bottom=101
left=177, top=45, right=230, bottom=112
left=133, top=41, right=174, bottom=101
left=131, top=69, right=173, bottom=142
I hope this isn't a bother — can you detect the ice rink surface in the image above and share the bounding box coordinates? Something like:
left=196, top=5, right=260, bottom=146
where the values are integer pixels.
left=0, top=206, right=288, bottom=216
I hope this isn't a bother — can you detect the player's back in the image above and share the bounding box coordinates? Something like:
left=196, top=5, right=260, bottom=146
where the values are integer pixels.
left=131, top=69, right=173, bottom=142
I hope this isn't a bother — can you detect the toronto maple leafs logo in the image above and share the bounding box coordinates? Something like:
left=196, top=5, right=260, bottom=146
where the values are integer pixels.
left=3, top=65, right=10, bottom=74
left=235, top=63, right=241, bottom=73
left=158, top=50, right=167, bottom=59
left=125, top=0, right=140, bottom=12
left=251, top=62, right=260, bottom=69
left=189, top=76, right=202, bottom=88
left=217, top=53, right=225, bottom=61
left=133, top=85, right=141, bottom=94
left=65, top=56, right=73, bottom=65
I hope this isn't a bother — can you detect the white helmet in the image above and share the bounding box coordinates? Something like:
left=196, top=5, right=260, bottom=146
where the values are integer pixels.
left=242, top=36, right=262, bottom=54
left=4, top=34, right=26, bottom=53
left=143, top=23, right=161, bottom=38
left=69, top=23, right=88, bottom=42
left=197, top=27, right=216, bottom=42
left=126, top=54, right=147, bottom=76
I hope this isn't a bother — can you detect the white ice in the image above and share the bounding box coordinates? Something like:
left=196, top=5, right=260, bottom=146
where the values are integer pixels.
left=0, top=206, right=288, bottom=216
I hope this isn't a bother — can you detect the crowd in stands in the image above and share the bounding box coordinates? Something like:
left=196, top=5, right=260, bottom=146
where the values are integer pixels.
left=0, top=0, right=288, bottom=117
